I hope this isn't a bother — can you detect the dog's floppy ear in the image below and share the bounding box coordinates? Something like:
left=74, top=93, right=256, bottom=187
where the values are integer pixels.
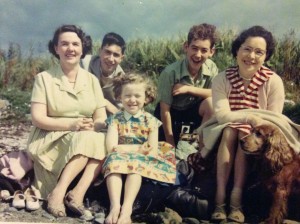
left=265, top=126, right=293, bottom=171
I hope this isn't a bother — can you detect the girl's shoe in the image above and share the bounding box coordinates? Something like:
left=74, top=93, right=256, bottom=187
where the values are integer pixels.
left=211, top=204, right=227, bottom=222
left=12, top=190, right=25, bottom=209
left=228, top=205, right=245, bottom=223
left=24, top=187, right=40, bottom=211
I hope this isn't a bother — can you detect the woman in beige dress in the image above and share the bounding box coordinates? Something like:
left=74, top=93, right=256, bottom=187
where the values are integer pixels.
left=27, top=24, right=107, bottom=217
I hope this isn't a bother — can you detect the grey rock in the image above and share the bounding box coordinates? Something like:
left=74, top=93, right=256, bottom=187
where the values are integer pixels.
left=79, top=209, right=94, bottom=221
left=42, top=212, right=56, bottom=220
left=4, top=207, right=18, bottom=212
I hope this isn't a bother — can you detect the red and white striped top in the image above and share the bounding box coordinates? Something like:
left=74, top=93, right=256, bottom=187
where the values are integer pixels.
left=226, top=65, right=273, bottom=110
left=226, top=65, right=274, bottom=133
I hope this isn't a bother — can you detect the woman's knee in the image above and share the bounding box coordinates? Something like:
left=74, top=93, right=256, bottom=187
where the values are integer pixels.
left=218, top=127, right=238, bottom=154
left=222, top=127, right=238, bottom=141
left=70, top=154, right=88, bottom=161
left=199, top=97, right=213, bottom=120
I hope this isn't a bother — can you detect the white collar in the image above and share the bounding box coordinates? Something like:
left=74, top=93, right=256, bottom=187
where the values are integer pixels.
left=123, top=110, right=143, bottom=121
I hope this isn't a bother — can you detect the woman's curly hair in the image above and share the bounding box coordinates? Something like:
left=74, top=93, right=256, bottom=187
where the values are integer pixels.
left=113, top=72, right=157, bottom=106
left=48, top=24, right=92, bottom=59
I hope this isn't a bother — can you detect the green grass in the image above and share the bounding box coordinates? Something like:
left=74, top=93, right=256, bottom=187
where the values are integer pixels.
left=0, top=87, right=31, bottom=121
left=1, top=30, right=300, bottom=122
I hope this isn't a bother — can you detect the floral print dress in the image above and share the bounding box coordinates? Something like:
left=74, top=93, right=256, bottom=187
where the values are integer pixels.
left=102, top=110, right=176, bottom=184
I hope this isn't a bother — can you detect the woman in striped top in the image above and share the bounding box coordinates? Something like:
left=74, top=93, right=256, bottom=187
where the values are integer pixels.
left=210, top=26, right=285, bottom=223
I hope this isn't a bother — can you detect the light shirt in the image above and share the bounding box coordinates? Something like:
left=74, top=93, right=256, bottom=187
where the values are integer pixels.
left=80, top=55, right=124, bottom=109
left=158, top=57, right=218, bottom=110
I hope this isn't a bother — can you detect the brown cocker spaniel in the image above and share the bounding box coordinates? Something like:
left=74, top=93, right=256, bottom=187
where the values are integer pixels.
left=240, top=124, right=300, bottom=224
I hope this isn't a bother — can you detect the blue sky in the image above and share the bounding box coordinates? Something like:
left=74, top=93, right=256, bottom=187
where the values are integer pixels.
left=0, top=0, right=299, bottom=55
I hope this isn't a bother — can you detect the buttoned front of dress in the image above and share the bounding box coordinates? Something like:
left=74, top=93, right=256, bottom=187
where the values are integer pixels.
left=31, top=66, right=105, bottom=118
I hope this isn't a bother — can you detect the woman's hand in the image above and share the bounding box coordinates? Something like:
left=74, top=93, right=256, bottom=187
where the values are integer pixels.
left=70, top=118, right=94, bottom=131
left=80, top=118, right=94, bottom=130
left=246, top=115, right=273, bottom=127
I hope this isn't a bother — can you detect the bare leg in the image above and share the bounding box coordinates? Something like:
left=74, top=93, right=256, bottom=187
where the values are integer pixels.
left=198, top=97, right=214, bottom=155
left=230, top=131, right=248, bottom=206
left=211, top=127, right=239, bottom=221
left=228, top=145, right=246, bottom=223
left=215, top=127, right=238, bottom=205
left=234, top=131, right=248, bottom=189
left=231, top=147, right=247, bottom=205
left=105, top=174, right=122, bottom=224
left=199, top=97, right=214, bottom=125
left=226, top=131, right=248, bottom=222
left=48, top=155, right=88, bottom=208
left=118, top=174, right=142, bottom=224
left=70, top=158, right=103, bottom=204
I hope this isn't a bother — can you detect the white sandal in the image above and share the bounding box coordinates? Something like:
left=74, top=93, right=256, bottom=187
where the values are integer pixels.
left=211, top=204, right=227, bottom=221
left=228, top=205, right=245, bottom=223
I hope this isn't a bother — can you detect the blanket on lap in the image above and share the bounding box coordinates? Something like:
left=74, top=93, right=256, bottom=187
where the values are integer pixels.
left=197, top=109, right=300, bottom=155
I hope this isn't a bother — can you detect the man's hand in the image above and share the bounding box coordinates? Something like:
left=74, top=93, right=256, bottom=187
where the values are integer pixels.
left=172, top=83, right=189, bottom=96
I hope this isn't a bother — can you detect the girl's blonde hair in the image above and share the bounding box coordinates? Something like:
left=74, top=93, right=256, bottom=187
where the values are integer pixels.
left=113, top=72, right=157, bottom=105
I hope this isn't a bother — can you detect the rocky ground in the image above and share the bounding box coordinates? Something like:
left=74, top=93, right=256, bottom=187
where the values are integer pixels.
left=0, top=121, right=104, bottom=223
left=1, top=121, right=300, bottom=224
left=0, top=121, right=187, bottom=224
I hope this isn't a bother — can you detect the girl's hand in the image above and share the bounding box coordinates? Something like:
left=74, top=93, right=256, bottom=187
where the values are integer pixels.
left=138, top=143, right=153, bottom=155
left=94, top=121, right=107, bottom=132
left=111, top=145, right=140, bottom=153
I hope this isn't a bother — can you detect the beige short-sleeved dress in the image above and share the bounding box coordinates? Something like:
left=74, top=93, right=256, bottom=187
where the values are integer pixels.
left=27, top=66, right=107, bottom=198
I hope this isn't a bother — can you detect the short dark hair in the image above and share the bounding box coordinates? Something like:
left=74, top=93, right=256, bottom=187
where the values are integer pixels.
left=231, top=26, right=275, bottom=61
left=187, top=23, right=219, bottom=48
left=48, top=24, right=92, bottom=59
left=101, top=32, right=126, bottom=54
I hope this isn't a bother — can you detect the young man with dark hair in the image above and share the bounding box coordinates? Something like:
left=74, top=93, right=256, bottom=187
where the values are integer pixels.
left=154, top=23, right=219, bottom=147
left=81, top=32, right=126, bottom=114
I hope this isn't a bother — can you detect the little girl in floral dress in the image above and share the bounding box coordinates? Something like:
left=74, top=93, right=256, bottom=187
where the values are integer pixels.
left=102, top=73, right=176, bottom=224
